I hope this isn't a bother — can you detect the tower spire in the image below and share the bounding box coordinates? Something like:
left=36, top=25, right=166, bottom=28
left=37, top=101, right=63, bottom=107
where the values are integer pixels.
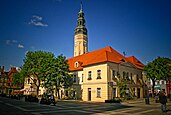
left=80, top=1, right=83, bottom=12
left=74, top=2, right=88, bottom=57
left=75, top=2, right=87, bottom=35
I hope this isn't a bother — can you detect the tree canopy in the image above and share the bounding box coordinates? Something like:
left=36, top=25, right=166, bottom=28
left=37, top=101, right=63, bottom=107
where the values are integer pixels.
left=13, top=51, right=72, bottom=97
left=43, top=54, right=73, bottom=98
left=144, top=57, right=171, bottom=96
left=144, top=57, right=171, bottom=80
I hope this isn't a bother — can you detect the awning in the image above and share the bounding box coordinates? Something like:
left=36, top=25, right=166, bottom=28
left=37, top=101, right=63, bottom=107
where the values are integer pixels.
left=20, top=89, right=26, bottom=92
left=25, top=88, right=36, bottom=92
left=154, top=86, right=161, bottom=88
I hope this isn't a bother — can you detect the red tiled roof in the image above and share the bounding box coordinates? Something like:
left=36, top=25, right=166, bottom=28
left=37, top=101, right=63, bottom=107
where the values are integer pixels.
left=126, top=56, right=144, bottom=70
left=8, top=68, right=17, bottom=76
left=67, top=46, right=144, bottom=71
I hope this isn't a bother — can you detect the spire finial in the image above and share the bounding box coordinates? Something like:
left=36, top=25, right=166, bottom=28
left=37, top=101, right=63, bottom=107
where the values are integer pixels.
left=80, top=1, right=83, bottom=12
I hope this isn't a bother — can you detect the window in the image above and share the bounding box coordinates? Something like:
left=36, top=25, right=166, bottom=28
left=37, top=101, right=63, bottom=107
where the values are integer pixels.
left=74, top=62, right=79, bottom=68
left=130, top=73, right=133, bottom=80
left=137, top=74, right=139, bottom=78
left=126, top=72, right=129, bottom=80
left=88, top=71, right=92, bottom=80
left=162, top=81, right=164, bottom=84
left=137, top=74, right=139, bottom=81
left=73, top=74, right=77, bottom=82
left=97, top=70, right=101, bottom=79
left=123, top=71, right=126, bottom=79
left=78, top=77, right=80, bottom=83
left=97, top=88, right=101, bottom=98
left=112, top=70, right=116, bottom=80
left=82, top=74, right=83, bottom=82
left=27, top=78, right=30, bottom=84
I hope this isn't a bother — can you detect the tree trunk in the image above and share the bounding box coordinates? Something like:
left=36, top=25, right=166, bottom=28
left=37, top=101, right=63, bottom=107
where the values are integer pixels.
left=55, top=84, right=60, bottom=99
left=57, top=88, right=60, bottom=99
left=37, top=86, right=39, bottom=96
left=152, top=79, right=155, bottom=97
left=55, top=88, right=57, bottom=97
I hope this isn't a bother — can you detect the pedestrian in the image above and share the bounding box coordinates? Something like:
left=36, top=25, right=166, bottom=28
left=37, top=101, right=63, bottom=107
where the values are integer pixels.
left=155, top=93, right=159, bottom=103
left=50, top=94, right=56, bottom=105
left=159, top=91, right=167, bottom=112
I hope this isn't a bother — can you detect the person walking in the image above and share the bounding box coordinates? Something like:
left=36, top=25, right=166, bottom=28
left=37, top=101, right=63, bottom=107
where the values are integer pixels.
left=50, top=94, right=56, bottom=106
left=159, top=91, right=167, bottom=112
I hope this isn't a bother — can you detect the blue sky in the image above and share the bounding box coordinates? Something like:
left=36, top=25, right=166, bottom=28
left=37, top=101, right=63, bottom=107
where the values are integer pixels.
left=0, top=0, right=171, bottom=71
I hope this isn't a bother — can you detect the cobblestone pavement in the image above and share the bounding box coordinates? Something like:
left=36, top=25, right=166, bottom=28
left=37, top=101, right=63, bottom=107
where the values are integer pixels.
left=0, top=97, right=171, bottom=115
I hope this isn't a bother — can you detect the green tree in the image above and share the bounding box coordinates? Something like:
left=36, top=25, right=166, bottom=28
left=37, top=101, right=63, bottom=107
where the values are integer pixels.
left=13, top=71, right=25, bottom=87
left=13, top=51, right=73, bottom=97
left=20, top=51, right=55, bottom=96
left=116, top=72, right=127, bottom=98
left=144, top=57, right=171, bottom=96
left=42, top=54, right=73, bottom=99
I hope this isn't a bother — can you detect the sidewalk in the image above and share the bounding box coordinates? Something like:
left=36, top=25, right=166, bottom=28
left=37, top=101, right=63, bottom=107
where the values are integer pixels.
left=122, top=98, right=171, bottom=106
left=57, top=98, right=171, bottom=107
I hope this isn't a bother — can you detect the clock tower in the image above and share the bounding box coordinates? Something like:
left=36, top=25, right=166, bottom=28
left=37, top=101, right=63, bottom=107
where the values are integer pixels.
left=74, top=3, right=88, bottom=57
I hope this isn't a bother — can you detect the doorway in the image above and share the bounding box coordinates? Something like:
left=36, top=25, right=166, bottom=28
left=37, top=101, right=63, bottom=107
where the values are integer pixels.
left=137, top=88, right=140, bottom=98
left=113, top=88, right=116, bottom=99
left=88, top=88, right=91, bottom=101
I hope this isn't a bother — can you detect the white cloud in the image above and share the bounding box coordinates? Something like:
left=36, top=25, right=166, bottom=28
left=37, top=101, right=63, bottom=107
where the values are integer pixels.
left=6, top=40, right=11, bottom=45
left=12, top=40, right=18, bottom=43
left=29, top=15, right=48, bottom=27
left=6, top=40, right=24, bottom=49
left=32, top=15, right=42, bottom=21
left=18, top=44, right=24, bottom=48
left=6, top=40, right=18, bottom=45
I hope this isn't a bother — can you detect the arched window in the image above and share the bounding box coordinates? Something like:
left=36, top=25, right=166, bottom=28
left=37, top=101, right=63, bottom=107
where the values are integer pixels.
left=74, top=62, right=79, bottom=68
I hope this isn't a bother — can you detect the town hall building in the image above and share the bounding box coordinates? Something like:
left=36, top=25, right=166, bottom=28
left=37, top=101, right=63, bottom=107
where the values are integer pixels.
left=67, top=4, right=146, bottom=102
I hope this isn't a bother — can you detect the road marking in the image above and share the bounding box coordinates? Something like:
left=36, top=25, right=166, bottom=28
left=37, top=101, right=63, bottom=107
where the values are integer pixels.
left=93, top=107, right=142, bottom=115
left=39, top=109, right=94, bottom=114
left=5, top=103, right=29, bottom=111
left=31, top=112, right=42, bottom=115
left=133, top=109, right=157, bottom=114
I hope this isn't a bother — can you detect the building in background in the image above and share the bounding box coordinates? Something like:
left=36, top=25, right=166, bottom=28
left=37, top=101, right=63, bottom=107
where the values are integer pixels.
left=147, top=79, right=171, bottom=96
left=0, top=66, right=8, bottom=95
left=0, top=66, right=23, bottom=96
